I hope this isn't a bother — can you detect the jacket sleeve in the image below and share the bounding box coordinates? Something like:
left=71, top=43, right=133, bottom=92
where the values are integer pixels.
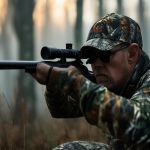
left=80, top=75, right=150, bottom=146
left=45, top=66, right=150, bottom=146
left=45, top=66, right=84, bottom=118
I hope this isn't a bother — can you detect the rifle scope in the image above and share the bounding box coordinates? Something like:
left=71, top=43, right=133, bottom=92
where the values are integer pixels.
left=41, top=46, right=87, bottom=59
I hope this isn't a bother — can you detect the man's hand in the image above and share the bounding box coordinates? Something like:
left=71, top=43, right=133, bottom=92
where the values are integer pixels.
left=31, top=63, right=50, bottom=85
left=31, top=63, right=67, bottom=85
left=30, top=63, right=83, bottom=118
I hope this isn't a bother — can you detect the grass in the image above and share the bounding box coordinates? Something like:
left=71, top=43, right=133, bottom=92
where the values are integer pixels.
left=0, top=93, right=107, bottom=150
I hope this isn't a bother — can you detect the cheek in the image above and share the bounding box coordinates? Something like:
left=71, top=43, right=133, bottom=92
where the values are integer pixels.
left=108, top=57, right=130, bottom=87
left=109, top=66, right=127, bottom=82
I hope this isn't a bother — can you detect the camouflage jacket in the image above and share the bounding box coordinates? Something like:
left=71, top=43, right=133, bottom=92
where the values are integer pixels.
left=45, top=51, right=150, bottom=149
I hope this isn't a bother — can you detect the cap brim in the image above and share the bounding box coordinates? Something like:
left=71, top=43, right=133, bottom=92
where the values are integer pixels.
left=81, top=38, right=122, bottom=52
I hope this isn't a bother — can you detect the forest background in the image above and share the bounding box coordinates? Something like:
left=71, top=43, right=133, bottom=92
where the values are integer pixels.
left=0, top=0, right=150, bottom=149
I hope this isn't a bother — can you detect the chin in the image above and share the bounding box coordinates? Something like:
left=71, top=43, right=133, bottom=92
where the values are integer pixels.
left=102, top=83, right=117, bottom=92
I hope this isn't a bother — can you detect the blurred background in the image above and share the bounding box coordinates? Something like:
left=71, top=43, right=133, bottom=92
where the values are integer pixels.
left=0, top=0, right=150, bottom=149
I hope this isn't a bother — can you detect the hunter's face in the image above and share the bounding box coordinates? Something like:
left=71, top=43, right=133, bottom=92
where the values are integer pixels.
left=90, top=44, right=137, bottom=93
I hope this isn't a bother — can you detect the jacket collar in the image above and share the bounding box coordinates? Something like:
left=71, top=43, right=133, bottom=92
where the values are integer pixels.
left=120, top=51, right=150, bottom=98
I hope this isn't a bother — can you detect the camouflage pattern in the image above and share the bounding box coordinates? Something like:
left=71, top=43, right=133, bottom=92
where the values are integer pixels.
left=45, top=50, right=150, bottom=150
left=81, top=13, right=142, bottom=52
left=53, top=141, right=110, bottom=150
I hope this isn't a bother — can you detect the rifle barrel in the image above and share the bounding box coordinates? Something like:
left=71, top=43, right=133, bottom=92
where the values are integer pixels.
left=0, top=60, right=40, bottom=69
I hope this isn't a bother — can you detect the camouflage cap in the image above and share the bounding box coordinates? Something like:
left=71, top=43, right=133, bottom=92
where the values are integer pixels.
left=81, top=13, right=143, bottom=52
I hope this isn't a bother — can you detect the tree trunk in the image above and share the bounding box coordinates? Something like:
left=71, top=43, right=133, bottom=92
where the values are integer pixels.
left=11, top=0, right=36, bottom=123
left=74, top=0, right=83, bottom=49
left=117, top=0, right=123, bottom=14
left=138, top=0, right=148, bottom=52
left=98, top=0, right=104, bottom=17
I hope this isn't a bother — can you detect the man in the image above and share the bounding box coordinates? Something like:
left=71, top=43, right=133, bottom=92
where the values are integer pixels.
left=31, top=13, right=150, bottom=149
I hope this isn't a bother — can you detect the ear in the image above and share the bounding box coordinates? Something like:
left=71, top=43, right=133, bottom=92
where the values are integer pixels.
left=127, top=43, right=140, bottom=65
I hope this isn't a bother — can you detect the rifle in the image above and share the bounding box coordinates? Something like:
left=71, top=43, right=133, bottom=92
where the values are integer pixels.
left=0, top=44, right=95, bottom=82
